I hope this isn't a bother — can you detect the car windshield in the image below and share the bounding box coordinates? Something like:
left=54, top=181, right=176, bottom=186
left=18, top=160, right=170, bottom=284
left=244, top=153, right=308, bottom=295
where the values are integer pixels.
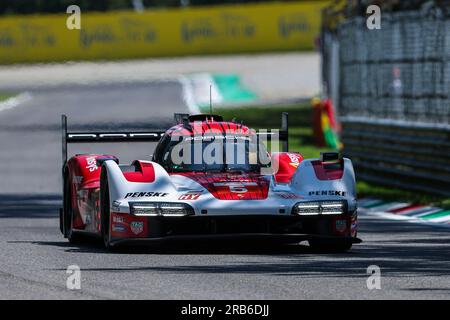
left=161, top=135, right=271, bottom=173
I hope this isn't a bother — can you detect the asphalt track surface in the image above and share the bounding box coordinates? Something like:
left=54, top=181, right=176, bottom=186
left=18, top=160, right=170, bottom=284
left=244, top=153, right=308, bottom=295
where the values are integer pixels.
left=1, top=82, right=450, bottom=299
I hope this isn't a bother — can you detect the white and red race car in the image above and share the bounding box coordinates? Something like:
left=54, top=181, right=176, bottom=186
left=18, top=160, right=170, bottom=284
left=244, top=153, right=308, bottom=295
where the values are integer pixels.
left=60, top=113, right=360, bottom=251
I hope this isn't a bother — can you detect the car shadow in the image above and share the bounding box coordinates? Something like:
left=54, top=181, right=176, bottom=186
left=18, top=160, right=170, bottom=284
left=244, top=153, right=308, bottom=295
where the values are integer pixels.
left=9, top=238, right=321, bottom=255
left=37, top=216, right=450, bottom=282
left=5, top=194, right=450, bottom=284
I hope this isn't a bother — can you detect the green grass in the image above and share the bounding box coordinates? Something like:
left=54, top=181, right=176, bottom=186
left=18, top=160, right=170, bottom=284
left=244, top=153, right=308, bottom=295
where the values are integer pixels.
left=217, top=104, right=450, bottom=208
left=0, top=92, right=15, bottom=102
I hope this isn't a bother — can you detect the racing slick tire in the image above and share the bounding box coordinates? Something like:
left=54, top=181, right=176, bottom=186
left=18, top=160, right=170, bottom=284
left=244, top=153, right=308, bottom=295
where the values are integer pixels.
left=308, top=239, right=353, bottom=253
left=63, top=171, right=84, bottom=244
left=100, top=167, right=113, bottom=250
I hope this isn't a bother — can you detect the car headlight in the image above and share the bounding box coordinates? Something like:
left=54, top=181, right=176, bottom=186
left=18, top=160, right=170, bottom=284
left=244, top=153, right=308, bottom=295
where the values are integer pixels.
left=129, top=202, right=194, bottom=217
left=292, top=200, right=346, bottom=215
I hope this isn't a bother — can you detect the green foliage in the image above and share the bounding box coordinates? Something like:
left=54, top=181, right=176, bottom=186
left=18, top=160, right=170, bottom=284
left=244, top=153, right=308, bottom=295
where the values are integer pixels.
left=218, top=103, right=313, bottom=128
left=0, top=0, right=306, bottom=15
left=0, top=92, right=14, bottom=102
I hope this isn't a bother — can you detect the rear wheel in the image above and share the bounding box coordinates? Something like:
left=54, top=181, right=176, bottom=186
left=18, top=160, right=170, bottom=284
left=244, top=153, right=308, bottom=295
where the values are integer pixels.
left=64, top=173, right=83, bottom=244
left=100, top=168, right=113, bottom=249
left=308, top=239, right=353, bottom=253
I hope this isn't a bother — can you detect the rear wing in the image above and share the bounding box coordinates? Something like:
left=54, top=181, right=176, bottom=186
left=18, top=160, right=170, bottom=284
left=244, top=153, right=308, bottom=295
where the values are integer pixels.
left=62, top=112, right=289, bottom=166
left=61, top=115, right=165, bottom=166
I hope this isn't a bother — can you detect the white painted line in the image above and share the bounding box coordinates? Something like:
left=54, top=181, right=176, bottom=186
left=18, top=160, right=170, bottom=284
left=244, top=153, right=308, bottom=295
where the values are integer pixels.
left=179, top=73, right=223, bottom=114
left=179, top=75, right=200, bottom=115
left=367, top=210, right=416, bottom=221
left=426, top=215, right=450, bottom=224
left=369, top=202, right=409, bottom=212
left=407, top=207, right=443, bottom=217
left=0, top=92, right=32, bottom=113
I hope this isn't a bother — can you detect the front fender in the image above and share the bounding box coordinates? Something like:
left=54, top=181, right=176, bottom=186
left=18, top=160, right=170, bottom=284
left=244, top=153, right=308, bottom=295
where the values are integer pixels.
left=103, top=160, right=177, bottom=209
left=290, top=158, right=357, bottom=210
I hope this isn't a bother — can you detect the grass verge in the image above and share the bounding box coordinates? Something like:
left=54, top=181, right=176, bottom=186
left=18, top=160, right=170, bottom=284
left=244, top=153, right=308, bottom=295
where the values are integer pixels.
left=216, top=104, right=450, bottom=208
left=0, top=92, right=15, bottom=102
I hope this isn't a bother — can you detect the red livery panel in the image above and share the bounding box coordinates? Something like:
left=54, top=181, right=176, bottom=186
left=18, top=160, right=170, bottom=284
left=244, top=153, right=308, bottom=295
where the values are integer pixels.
left=174, top=172, right=270, bottom=200
left=273, top=152, right=303, bottom=184
left=123, top=161, right=156, bottom=183
left=311, top=160, right=344, bottom=180
left=65, top=154, right=116, bottom=232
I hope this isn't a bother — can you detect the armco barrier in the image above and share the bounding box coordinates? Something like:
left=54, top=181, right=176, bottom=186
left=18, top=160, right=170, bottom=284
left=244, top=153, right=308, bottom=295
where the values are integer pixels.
left=0, top=2, right=327, bottom=64
left=341, top=117, right=450, bottom=196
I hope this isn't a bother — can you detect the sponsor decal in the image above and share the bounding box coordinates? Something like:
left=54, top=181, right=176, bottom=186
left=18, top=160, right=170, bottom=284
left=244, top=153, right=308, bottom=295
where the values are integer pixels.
left=130, top=221, right=144, bottom=235
left=213, top=182, right=257, bottom=187
left=335, top=219, right=347, bottom=234
left=86, top=156, right=98, bottom=172
left=276, top=192, right=302, bottom=199
left=111, top=201, right=120, bottom=212
left=112, top=224, right=126, bottom=233
left=125, top=192, right=168, bottom=198
left=112, top=200, right=121, bottom=212
left=288, top=153, right=301, bottom=168
left=112, top=215, right=125, bottom=223
left=308, top=190, right=347, bottom=197
left=179, top=191, right=203, bottom=201
left=183, top=135, right=251, bottom=142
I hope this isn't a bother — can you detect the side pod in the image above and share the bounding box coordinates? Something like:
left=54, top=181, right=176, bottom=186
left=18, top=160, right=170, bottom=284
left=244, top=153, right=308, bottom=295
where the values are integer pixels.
left=102, top=160, right=175, bottom=205
left=290, top=158, right=357, bottom=209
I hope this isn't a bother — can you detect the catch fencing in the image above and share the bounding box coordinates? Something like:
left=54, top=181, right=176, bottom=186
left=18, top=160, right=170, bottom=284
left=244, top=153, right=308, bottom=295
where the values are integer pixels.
left=321, top=1, right=450, bottom=196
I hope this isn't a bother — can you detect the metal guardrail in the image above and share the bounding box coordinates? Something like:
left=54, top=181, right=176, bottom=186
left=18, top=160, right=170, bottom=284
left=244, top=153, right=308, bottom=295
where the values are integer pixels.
left=340, top=118, right=450, bottom=196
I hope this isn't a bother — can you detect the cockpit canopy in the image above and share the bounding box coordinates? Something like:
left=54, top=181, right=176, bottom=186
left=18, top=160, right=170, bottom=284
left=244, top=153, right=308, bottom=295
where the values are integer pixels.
left=153, top=131, right=271, bottom=173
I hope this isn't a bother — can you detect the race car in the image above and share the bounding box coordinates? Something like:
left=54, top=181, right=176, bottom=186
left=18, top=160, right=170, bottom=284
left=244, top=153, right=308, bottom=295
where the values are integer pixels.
left=59, top=113, right=361, bottom=251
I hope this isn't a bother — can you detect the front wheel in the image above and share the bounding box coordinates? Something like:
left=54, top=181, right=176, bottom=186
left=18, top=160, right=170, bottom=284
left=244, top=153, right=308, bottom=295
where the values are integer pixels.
left=308, top=239, right=353, bottom=253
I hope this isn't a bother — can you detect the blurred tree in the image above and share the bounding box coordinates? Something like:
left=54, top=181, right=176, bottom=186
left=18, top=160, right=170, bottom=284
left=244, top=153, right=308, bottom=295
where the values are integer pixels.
left=0, top=0, right=130, bottom=14
left=0, top=0, right=341, bottom=15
